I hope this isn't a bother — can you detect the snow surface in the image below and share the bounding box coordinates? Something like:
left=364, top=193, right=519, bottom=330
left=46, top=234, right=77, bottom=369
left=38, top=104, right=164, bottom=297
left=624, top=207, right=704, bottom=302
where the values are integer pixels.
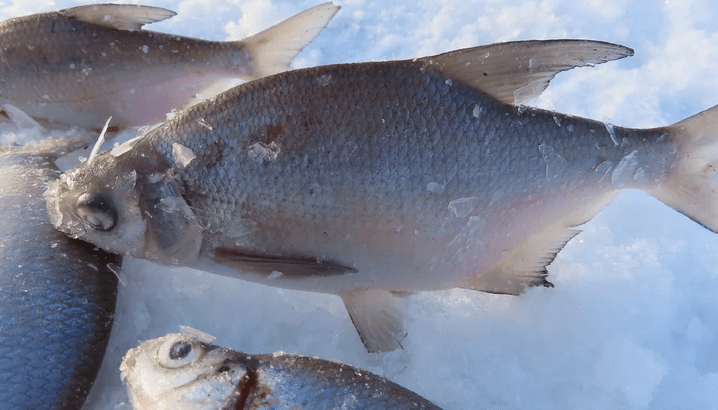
left=1, top=0, right=717, bottom=409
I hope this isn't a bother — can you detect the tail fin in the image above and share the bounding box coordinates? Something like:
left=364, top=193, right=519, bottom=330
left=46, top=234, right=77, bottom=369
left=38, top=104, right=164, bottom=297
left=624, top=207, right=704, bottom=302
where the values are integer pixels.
left=650, top=105, right=718, bottom=233
left=241, top=2, right=339, bottom=79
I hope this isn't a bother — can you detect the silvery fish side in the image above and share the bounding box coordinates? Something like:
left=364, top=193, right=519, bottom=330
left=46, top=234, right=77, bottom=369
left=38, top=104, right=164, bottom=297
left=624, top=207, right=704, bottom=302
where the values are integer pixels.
left=120, top=330, right=443, bottom=410
left=46, top=40, right=718, bottom=352
left=0, top=3, right=339, bottom=129
left=0, top=140, right=120, bottom=409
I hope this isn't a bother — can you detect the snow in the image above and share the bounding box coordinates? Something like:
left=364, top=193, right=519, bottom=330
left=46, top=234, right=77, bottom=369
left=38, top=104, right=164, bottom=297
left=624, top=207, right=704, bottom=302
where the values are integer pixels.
left=1, top=0, right=717, bottom=409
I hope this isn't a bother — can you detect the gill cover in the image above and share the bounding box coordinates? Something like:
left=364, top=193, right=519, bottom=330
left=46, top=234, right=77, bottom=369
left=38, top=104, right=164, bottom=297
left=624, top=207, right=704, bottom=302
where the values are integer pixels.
left=139, top=171, right=203, bottom=265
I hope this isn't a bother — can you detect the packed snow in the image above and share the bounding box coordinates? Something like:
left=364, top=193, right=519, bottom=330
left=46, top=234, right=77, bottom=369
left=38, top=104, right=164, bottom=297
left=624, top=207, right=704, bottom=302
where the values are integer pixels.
left=1, top=0, right=716, bottom=409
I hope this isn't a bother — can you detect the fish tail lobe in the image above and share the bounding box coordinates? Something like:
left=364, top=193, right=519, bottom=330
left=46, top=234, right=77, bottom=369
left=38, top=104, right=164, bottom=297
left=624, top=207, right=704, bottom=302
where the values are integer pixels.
left=239, top=2, right=339, bottom=79
left=652, top=104, right=718, bottom=233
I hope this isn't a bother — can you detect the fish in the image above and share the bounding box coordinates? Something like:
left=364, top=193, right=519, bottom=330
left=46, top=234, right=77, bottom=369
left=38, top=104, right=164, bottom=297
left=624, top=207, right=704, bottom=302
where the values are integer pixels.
left=120, top=328, right=443, bottom=409
left=0, top=138, right=120, bottom=409
left=45, top=39, right=718, bottom=352
left=0, top=2, right=339, bottom=129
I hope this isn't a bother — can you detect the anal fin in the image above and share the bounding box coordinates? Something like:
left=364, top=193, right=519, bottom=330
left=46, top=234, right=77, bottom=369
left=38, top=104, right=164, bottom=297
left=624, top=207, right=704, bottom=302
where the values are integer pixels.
left=341, top=289, right=405, bottom=353
left=462, top=225, right=580, bottom=295
left=464, top=192, right=619, bottom=295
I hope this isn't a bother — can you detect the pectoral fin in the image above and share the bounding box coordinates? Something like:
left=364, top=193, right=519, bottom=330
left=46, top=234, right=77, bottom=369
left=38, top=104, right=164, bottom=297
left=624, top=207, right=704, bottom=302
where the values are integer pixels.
left=63, top=4, right=176, bottom=31
left=213, top=249, right=356, bottom=278
left=420, top=40, right=634, bottom=105
left=341, top=289, right=405, bottom=353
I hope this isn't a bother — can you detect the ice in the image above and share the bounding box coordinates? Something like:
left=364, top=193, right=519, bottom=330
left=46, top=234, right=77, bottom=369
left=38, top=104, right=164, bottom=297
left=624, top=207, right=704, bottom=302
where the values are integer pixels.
left=611, top=150, right=639, bottom=187
left=448, top=197, right=480, bottom=218
left=247, top=141, right=280, bottom=161
left=110, top=135, right=144, bottom=157
left=0, top=1, right=715, bottom=409
left=172, top=142, right=196, bottom=168
left=472, top=105, right=482, bottom=118
left=538, top=144, right=568, bottom=181
left=225, top=218, right=257, bottom=239
left=594, top=338, right=667, bottom=408
left=426, top=181, right=444, bottom=194
left=604, top=118, right=619, bottom=146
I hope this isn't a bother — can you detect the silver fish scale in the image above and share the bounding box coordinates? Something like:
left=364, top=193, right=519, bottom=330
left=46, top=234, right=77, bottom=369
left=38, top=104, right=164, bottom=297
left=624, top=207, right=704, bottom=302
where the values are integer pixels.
left=242, top=354, right=442, bottom=409
left=0, top=8, right=243, bottom=113
left=141, top=59, right=673, bottom=286
left=0, top=149, right=119, bottom=409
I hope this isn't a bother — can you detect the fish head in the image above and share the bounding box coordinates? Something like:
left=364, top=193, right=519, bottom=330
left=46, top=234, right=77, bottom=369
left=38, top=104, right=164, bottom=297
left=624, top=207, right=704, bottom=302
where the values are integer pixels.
left=120, top=332, right=247, bottom=410
left=45, top=147, right=203, bottom=265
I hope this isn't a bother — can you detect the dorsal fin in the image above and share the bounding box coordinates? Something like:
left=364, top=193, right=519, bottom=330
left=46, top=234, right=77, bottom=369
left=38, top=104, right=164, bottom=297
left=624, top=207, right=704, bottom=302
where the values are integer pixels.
left=62, top=4, right=176, bottom=31
left=418, top=40, right=634, bottom=106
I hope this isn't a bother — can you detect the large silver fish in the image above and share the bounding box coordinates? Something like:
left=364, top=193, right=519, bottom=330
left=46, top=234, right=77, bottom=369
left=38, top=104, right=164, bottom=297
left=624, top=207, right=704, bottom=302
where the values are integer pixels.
left=120, top=328, right=443, bottom=409
left=0, top=3, right=339, bottom=129
left=0, top=138, right=120, bottom=409
left=45, top=40, right=718, bottom=352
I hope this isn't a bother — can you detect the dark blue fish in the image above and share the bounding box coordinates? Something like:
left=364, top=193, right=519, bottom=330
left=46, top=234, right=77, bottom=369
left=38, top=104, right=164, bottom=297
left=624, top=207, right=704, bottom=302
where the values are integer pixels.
left=120, top=330, right=443, bottom=409
left=0, top=139, right=120, bottom=409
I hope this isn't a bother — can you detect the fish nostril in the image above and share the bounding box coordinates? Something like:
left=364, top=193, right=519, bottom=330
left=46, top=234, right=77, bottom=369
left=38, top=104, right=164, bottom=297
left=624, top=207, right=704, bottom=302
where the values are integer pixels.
left=217, top=365, right=230, bottom=373
left=76, top=193, right=117, bottom=231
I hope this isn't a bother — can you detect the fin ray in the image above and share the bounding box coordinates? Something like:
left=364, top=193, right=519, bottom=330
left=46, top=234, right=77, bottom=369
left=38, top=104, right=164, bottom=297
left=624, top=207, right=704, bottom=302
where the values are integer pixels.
left=651, top=105, right=718, bottom=234
left=419, top=40, right=634, bottom=105
left=341, top=289, right=405, bottom=353
left=240, top=2, right=340, bottom=79
left=463, top=192, right=618, bottom=294
left=63, top=4, right=176, bottom=31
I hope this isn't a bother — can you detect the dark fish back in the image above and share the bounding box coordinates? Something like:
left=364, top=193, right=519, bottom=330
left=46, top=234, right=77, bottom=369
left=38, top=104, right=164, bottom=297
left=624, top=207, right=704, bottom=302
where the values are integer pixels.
left=238, top=353, right=443, bottom=409
left=0, top=150, right=119, bottom=409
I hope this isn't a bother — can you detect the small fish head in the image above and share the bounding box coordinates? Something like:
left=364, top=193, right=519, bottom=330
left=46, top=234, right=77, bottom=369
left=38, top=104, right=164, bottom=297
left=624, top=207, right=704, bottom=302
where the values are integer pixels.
left=121, top=332, right=248, bottom=409
left=45, top=150, right=148, bottom=258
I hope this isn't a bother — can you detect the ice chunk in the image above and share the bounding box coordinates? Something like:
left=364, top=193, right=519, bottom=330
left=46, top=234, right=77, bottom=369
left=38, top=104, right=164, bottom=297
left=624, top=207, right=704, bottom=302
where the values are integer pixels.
left=2, top=103, right=42, bottom=129
left=226, top=219, right=257, bottom=238
left=426, top=182, right=444, bottom=194
left=248, top=141, right=280, bottom=161
left=179, top=326, right=216, bottom=344
left=157, top=197, right=194, bottom=219
left=472, top=105, right=483, bottom=118
left=197, top=117, right=213, bottom=130
left=110, top=134, right=144, bottom=157
left=88, top=117, right=112, bottom=163
left=604, top=117, right=619, bottom=146
left=172, top=142, right=196, bottom=168
left=316, top=73, right=332, bottom=86
left=448, top=197, right=481, bottom=218
left=538, top=144, right=568, bottom=181
left=611, top=150, right=639, bottom=187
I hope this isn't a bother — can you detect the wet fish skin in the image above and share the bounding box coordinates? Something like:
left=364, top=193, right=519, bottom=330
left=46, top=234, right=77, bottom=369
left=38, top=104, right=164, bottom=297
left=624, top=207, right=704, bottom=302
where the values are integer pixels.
left=0, top=140, right=120, bottom=409
left=120, top=330, right=443, bottom=410
left=0, top=3, right=339, bottom=129
left=46, top=40, right=718, bottom=352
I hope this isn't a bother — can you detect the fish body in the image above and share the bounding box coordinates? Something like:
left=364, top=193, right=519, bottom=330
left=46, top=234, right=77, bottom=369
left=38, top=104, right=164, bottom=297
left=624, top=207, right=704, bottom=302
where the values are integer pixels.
left=120, top=330, right=443, bottom=409
left=0, top=3, right=339, bottom=129
left=0, top=139, right=120, bottom=409
left=46, top=40, right=718, bottom=351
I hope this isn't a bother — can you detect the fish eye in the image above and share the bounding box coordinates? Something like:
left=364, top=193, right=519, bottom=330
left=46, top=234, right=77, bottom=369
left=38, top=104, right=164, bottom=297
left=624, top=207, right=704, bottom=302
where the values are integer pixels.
left=170, top=341, right=192, bottom=360
left=157, top=337, right=203, bottom=368
left=76, top=193, right=116, bottom=231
